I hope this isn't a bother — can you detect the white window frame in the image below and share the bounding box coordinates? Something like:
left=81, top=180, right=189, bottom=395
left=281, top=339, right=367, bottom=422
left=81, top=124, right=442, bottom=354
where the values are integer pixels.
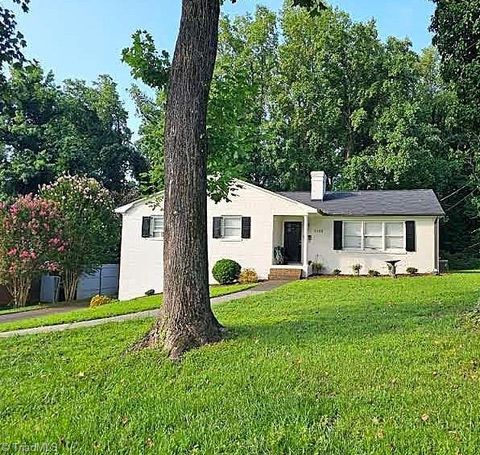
left=343, top=221, right=362, bottom=249
left=150, top=215, right=164, bottom=239
left=363, top=222, right=383, bottom=251
left=221, top=215, right=242, bottom=241
left=342, top=220, right=406, bottom=252
left=384, top=221, right=405, bottom=252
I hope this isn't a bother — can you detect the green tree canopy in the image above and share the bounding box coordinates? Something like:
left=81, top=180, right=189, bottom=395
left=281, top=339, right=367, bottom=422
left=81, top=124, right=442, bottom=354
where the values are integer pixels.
left=0, top=64, right=148, bottom=197
left=130, top=4, right=477, bottom=258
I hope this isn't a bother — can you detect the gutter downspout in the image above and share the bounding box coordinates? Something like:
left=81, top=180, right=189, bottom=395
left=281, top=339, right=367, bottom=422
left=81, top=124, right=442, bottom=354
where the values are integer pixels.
left=303, top=214, right=309, bottom=277
left=435, top=216, right=440, bottom=272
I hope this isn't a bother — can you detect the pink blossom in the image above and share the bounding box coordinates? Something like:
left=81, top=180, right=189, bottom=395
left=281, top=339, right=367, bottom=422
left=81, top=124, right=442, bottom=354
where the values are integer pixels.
left=19, top=250, right=30, bottom=259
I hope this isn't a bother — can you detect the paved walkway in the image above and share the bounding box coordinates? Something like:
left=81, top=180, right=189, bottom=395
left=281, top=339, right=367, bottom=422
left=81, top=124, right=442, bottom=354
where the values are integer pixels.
left=0, top=301, right=88, bottom=324
left=0, top=280, right=289, bottom=339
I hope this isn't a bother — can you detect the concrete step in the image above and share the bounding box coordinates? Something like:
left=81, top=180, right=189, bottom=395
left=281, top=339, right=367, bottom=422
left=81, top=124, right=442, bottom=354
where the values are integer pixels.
left=268, top=268, right=302, bottom=281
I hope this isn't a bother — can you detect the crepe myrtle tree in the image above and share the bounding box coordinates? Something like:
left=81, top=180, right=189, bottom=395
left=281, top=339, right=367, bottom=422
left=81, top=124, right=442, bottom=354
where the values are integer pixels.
left=122, top=0, right=325, bottom=358
left=0, top=194, right=66, bottom=307
left=40, top=175, right=120, bottom=302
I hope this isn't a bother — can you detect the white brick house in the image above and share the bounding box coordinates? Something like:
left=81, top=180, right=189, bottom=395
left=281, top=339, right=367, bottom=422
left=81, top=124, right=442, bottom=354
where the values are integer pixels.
left=115, top=172, right=444, bottom=300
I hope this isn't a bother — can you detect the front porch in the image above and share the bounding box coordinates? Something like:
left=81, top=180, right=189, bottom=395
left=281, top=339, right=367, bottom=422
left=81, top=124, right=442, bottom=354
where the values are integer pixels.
left=271, top=215, right=310, bottom=280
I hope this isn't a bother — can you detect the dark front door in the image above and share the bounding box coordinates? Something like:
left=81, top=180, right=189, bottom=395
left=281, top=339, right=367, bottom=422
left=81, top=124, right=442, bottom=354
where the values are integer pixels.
left=284, top=221, right=302, bottom=263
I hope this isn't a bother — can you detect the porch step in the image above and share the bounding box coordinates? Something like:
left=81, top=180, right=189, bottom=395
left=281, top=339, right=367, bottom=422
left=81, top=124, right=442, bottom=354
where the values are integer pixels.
left=268, top=268, right=302, bottom=281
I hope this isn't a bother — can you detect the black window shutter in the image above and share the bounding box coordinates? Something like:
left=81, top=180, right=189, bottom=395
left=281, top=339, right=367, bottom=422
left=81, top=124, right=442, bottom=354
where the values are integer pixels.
left=213, top=217, right=222, bottom=238
left=333, top=221, right=343, bottom=250
left=405, top=221, right=416, bottom=252
left=241, top=217, right=251, bottom=239
left=142, top=216, right=152, bottom=238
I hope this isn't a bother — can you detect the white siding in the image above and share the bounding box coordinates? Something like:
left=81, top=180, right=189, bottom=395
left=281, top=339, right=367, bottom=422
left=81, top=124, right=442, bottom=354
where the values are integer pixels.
left=117, top=183, right=313, bottom=300
left=117, top=203, right=165, bottom=301
left=307, top=215, right=438, bottom=275
left=207, top=185, right=311, bottom=283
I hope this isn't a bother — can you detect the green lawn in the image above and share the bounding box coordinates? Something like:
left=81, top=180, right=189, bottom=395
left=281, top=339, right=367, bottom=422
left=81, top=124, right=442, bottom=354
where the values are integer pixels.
left=1, top=274, right=480, bottom=453
left=0, top=283, right=256, bottom=333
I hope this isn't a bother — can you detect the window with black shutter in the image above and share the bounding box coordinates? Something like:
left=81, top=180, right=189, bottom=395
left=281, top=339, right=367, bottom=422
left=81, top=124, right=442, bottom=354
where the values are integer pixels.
left=142, top=216, right=152, bottom=238
left=333, top=221, right=343, bottom=250
left=213, top=217, right=222, bottom=238
left=405, top=221, right=416, bottom=252
left=241, top=217, right=251, bottom=239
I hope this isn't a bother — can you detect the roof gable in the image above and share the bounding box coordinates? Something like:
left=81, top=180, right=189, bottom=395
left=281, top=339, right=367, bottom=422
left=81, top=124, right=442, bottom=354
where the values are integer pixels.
left=115, top=180, right=316, bottom=215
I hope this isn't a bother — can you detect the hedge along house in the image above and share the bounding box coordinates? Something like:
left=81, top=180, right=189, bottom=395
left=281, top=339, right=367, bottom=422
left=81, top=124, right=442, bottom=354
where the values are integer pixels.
left=115, top=171, right=444, bottom=300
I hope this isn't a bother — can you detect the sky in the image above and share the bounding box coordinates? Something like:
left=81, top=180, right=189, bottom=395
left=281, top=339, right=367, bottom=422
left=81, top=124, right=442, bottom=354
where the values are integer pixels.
left=14, top=0, right=435, bottom=134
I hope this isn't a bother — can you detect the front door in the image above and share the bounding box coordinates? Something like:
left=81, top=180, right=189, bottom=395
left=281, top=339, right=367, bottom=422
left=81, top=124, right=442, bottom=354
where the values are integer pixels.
left=283, top=221, right=302, bottom=263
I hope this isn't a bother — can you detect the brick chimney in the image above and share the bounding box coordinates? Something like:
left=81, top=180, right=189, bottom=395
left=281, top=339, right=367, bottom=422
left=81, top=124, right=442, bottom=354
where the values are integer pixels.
left=311, top=171, right=327, bottom=200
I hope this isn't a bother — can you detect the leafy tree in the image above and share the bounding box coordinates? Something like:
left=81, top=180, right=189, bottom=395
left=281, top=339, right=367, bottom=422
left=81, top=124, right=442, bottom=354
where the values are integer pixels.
left=0, top=64, right=60, bottom=195
left=209, top=7, right=279, bottom=189
left=0, top=194, right=66, bottom=307
left=40, top=175, right=120, bottom=302
left=0, top=0, right=28, bottom=63
left=270, top=8, right=385, bottom=190
left=0, top=65, right=147, bottom=196
left=0, top=0, right=29, bottom=119
left=59, top=75, right=148, bottom=193
left=431, top=0, right=480, bottom=255
left=131, top=4, right=477, bottom=260
left=130, top=85, right=166, bottom=192
left=0, top=0, right=28, bottom=79
left=431, top=0, right=480, bottom=116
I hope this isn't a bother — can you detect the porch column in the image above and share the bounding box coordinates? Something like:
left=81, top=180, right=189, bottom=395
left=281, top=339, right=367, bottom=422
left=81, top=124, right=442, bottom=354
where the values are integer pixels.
left=303, top=214, right=309, bottom=277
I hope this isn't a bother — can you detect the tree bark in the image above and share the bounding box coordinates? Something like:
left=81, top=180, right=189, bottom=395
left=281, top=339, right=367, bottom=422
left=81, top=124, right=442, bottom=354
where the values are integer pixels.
left=133, top=0, right=222, bottom=359
left=62, top=270, right=80, bottom=302
left=7, top=276, right=31, bottom=308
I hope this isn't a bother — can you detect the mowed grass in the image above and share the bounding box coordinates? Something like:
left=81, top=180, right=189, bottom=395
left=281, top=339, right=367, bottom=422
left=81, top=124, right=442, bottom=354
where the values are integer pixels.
left=1, top=274, right=480, bottom=454
left=0, top=283, right=256, bottom=333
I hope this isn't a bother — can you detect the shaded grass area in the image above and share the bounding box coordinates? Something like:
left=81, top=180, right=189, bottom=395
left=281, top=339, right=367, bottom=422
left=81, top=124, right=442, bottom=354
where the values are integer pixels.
left=1, top=274, right=480, bottom=453
left=0, top=283, right=256, bottom=333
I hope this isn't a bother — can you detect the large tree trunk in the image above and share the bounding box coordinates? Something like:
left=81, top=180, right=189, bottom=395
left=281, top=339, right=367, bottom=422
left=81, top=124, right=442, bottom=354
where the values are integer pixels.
left=134, top=0, right=222, bottom=359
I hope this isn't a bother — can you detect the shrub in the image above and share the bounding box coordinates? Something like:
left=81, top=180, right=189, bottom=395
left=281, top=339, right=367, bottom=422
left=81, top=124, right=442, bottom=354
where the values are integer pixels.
left=145, top=289, right=155, bottom=296
left=0, top=195, right=67, bottom=307
left=311, top=262, right=323, bottom=275
left=212, top=259, right=241, bottom=284
left=368, top=269, right=380, bottom=277
left=332, top=269, right=341, bottom=276
left=406, top=267, right=418, bottom=275
left=239, top=268, right=258, bottom=284
left=441, top=252, right=480, bottom=270
left=352, top=263, right=363, bottom=276
left=89, top=294, right=113, bottom=308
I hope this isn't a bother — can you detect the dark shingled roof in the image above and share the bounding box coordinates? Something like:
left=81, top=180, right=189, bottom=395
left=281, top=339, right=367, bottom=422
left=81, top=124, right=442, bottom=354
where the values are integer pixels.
left=278, top=189, right=445, bottom=216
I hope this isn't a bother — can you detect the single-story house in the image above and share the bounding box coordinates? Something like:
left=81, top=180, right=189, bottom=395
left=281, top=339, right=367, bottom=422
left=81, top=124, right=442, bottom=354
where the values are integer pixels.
left=115, top=171, right=444, bottom=301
